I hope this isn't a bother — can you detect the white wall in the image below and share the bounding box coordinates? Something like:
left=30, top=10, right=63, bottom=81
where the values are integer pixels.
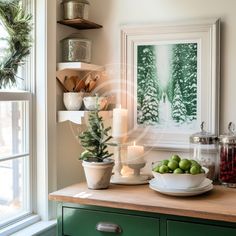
left=87, top=0, right=236, bottom=127
left=56, top=0, right=236, bottom=188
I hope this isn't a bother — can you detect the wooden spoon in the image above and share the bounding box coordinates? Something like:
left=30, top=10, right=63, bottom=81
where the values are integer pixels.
left=87, top=79, right=97, bottom=92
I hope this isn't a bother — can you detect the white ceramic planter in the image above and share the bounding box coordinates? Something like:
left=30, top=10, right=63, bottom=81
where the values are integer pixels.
left=63, top=92, right=83, bottom=110
left=82, top=159, right=114, bottom=189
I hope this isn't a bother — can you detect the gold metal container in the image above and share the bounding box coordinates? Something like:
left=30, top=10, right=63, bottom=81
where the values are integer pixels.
left=61, top=0, right=90, bottom=20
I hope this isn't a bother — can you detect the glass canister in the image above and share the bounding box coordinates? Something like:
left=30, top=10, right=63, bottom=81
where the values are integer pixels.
left=61, top=34, right=92, bottom=63
left=219, top=122, right=236, bottom=187
left=189, top=122, right=218, bottom=181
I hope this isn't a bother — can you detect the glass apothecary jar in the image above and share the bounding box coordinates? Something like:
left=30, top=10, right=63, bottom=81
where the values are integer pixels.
left=189, top=122, right=218, bottom=181
left=219, top=122, right=236, bottom=187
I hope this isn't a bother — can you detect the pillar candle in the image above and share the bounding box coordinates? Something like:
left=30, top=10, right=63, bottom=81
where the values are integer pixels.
left=112, top=105, right=128, bottom=139
left=127, top=142, right=144, bottom=163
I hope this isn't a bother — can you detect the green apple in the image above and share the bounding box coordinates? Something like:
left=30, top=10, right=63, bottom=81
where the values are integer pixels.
left=168, top=160, right=179, bottom=171
left=173, top=168, right=184, bottom=174
left=153, top=165, right=160, bottom=172
left=190, top=165, right=201, bottom=175
left=190, top=159, right=201, bottom=166
left=161, top=159, right=169, bottom=166
left=179, top=159, right=191, bottom=171
left=170, top=154, right=181, bottom=163
left=159, top=165, right=169, bottom=174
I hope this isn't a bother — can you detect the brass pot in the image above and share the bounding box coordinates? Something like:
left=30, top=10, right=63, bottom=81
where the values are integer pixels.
left=61, top=0, right=90, bottom=20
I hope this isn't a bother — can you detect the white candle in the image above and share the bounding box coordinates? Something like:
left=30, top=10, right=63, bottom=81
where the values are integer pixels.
left=127, top=141, right=144, bottom=163
left=112, top=105, right=128, bottom=140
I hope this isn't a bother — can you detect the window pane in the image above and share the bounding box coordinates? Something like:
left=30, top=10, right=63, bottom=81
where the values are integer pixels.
left=0, top=157, right=30, bottom=225
left=0, top=101, right=29, bottom=158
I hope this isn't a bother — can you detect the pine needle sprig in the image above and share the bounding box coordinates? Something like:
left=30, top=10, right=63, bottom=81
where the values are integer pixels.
left=79, top=106, right=113, bottom=162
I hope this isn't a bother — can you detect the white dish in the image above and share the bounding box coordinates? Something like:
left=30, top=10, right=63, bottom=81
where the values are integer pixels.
left=149, top=183, right=213, bottom=196
left=152, top=167, right=208, bottom=189
left=149, top=178, right=212, bottom=192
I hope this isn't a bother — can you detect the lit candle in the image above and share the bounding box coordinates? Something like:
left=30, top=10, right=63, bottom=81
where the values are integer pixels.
left=127, top=141, right=144, bottom=163
left=112, top=105, right=128, bottom=140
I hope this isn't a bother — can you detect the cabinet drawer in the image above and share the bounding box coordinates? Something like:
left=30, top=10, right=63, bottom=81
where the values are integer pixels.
left=63, top=207, right=159, bottom=236
left=167, top=220, right=236, bottom=236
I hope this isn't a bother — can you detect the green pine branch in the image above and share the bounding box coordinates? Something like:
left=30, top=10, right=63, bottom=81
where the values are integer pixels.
left=79, top=108, right=113, bottom=162
left=0, top=0, right=32, bottom=88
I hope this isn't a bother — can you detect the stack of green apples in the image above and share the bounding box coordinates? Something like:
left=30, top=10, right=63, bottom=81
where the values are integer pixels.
left=153, top=155, right=205, bottom=175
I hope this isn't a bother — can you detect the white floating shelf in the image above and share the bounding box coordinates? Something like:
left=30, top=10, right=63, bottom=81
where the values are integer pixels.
left=57, top=62, right=104, bottom=72
left=58, top=110, right=113, bottom=124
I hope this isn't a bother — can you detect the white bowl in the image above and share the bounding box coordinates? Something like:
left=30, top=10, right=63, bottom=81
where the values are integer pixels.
left=152, top=167, right=208, bottom=189
left=63, top=92, right=83, bottom=110
left=83, top=96, right=108, bottom=111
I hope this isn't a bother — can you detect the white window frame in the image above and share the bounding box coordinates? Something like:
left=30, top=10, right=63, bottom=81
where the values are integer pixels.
left=0, top=0, right=57, bottom=234
left=35, top=0, right=57, bottom=222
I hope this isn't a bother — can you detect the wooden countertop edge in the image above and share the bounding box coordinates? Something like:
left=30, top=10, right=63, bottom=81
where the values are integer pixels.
left=48, top=194, right=236, bottom=223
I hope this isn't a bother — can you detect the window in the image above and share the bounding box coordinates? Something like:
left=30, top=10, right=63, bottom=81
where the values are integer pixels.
left=0, top=0, right=34, bottom=229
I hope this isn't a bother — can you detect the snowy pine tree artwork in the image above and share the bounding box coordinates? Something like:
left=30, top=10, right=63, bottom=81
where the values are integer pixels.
left=122, top=20, right=220, bottom=147
left=137, top=45, right=161, bottom=125
left=137, top=43, right=198, bottom=131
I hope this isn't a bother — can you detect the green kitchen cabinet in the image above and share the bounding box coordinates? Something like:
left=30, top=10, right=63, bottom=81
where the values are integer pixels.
left=57, top=203, right=236, bottom=236
left=167, top=220, right=236, bottom=236
left=59, top=207, right=159, bottom=236
left=62, top=207, right=159, bottom=236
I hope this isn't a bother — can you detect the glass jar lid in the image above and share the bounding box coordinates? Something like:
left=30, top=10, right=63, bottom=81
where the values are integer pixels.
left=219, top=122, right=236, bottom=144
left=190, top=122, right=218, bottom=144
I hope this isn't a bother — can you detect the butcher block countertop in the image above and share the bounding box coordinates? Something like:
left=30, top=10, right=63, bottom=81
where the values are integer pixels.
left=49, top=182, right=236, bottom=223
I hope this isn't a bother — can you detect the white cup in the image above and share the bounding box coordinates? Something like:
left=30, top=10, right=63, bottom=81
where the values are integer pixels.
left=63, top=92, right=83, bottom=110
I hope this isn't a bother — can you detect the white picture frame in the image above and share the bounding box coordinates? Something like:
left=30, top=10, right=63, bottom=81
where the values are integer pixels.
left=121, top=18, right=220, bottom=150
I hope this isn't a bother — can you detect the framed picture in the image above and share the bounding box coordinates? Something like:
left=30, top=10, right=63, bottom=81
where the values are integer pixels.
left=121, top=18, right=220, bottom=149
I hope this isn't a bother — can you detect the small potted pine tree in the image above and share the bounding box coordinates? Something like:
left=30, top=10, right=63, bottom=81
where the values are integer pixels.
left=79, top=103, right=114, bottom=189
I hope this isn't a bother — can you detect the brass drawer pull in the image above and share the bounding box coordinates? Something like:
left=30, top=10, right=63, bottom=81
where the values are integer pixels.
left=96, top=222, right=122, bottom=233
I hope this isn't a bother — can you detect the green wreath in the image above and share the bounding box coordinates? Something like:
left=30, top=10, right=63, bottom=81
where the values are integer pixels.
left=0, top=0, right=32, bottom=88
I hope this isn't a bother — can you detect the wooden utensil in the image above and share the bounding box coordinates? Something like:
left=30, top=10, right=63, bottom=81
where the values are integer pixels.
left=87, top=79, right=97, bottom=92
left=56, top=77, right=68, bottom=92
left=74, top=79, right=86, bottom=92
left=63, top=76, right=79, bottom=92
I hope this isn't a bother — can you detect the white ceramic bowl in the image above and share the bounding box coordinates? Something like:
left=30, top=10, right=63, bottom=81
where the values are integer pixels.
left=63, top=92, right=83, bottom=110
left=152, top=167, right=208, bottom=189
left=83, top=96, right=108, bottom=111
